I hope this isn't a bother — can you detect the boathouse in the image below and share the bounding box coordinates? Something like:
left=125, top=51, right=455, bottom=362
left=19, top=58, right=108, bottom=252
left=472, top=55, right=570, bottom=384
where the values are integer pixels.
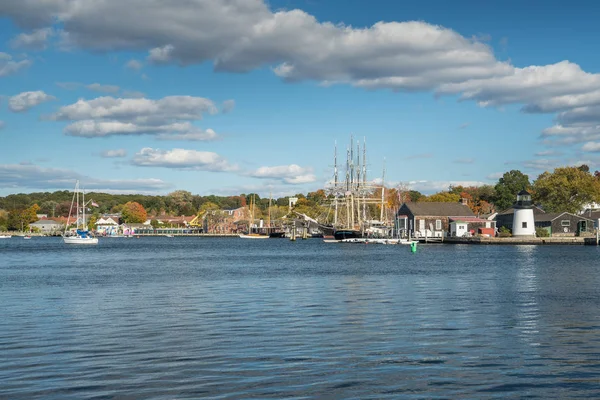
left=534, top=212, right=594, bottom=236
left=397, top=202, right=475, bottom=238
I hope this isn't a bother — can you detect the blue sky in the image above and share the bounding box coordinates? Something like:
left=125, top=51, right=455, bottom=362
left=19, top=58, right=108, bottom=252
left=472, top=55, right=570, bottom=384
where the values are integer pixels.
left=1, top=0, right=600, bottom=197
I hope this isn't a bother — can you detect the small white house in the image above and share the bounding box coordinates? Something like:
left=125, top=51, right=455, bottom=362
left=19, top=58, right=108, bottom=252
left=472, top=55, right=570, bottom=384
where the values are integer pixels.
left=96, top=217, right=119, bottom=235
left=30, top=219, right=63, bottom=234
left=450, top=221, right=469, bottom=237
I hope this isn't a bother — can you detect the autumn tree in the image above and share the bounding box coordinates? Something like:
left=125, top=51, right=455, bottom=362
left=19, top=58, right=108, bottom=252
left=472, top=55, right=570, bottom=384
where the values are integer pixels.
left=493, top=170, right=531, bottom=211
left=7, top=204, right=40, bottom=231
left=422, top=192, right=461, bottom=203
left=533, top=166, right=600, bottom=213
left=121, top=201, right=148, bottom=223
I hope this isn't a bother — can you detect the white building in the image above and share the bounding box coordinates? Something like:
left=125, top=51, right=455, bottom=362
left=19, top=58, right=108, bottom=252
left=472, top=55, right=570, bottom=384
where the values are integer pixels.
left=512, top=190, right=536, bottom=237
left=30, top=220, right=63, bottom=234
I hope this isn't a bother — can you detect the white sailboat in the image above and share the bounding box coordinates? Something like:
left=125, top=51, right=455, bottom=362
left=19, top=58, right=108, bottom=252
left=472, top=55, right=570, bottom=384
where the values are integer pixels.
left=239, top=194, right=269, bottom=239
left=63, top=181, right=99, bottom=245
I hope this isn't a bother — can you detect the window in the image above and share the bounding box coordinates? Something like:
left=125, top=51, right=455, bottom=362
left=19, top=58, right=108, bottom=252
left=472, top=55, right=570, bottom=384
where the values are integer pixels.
left=435, top=219, right=442, bottom=230
left=522, top=222, right=527, bottom=228
left=561, top=220, right=570, bottom=227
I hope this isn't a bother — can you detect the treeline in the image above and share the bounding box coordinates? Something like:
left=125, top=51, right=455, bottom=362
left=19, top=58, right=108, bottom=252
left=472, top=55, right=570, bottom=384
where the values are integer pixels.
left=2, top=165, right=600, bottom=231
left=0, top=189, right=310, bottom=218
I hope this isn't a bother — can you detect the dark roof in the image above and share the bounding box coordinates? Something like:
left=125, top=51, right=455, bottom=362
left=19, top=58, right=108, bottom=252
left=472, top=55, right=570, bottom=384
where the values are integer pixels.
left=535, top=212, right=594, bottom=222
left=401, top=202, right=475, bottom=217
left=497, top=205, right=546, bottom=215
left=518, top=190, right=531, bottom=196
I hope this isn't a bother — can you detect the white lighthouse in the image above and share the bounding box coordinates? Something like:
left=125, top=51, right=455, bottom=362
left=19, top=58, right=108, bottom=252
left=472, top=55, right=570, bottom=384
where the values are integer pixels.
left=512, top=190, right=536, bottom=237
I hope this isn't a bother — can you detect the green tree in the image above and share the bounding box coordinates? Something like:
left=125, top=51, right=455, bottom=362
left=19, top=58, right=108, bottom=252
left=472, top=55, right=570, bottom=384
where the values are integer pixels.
left=533, top=166, right=600, bottom=213
left=493, top=170, right=531, bottom=211
left=121, top=201, right=148, bottom=223
left=423, top=192, right=460, bottom=202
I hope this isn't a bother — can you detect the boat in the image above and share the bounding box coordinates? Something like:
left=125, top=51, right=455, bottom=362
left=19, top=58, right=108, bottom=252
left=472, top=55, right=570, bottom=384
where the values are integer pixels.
left=63, top=180, right=99, bottom=245
left=165, top=234, right=174, bottom=238
left=266, top=193, right=286, bottom=238
left=0, top=235, right=11, bottom=239
left=24, top=235, right=32, bottom=240
left=239, top=195, right=269, bottom=239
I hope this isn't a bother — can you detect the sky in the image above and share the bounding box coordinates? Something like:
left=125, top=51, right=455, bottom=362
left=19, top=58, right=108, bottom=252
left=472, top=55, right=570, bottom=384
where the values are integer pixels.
left=2, top=0, right=600, bottom=198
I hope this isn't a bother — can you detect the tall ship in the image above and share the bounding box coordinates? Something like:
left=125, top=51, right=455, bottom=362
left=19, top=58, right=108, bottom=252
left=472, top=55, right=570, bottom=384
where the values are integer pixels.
left=321, top=137, right=394, bottom=241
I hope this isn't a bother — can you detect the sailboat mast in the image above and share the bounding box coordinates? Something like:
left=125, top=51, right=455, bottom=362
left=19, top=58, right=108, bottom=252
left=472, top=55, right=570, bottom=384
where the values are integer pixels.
left=82, top=185, right=86, bottom=231
left=268, top=192, right=271, bottom=229
left=333, top=141, right=338, bottom=226
left=380, top=158, right=386, bottom=222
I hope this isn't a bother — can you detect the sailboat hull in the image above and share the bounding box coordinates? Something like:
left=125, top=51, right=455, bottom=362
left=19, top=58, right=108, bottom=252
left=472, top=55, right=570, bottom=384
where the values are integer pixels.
left=64, top=236, right=99, bottom=244
left=333, top=229, right=363, bottom=241
left=239, top=234, right=269, bottom=239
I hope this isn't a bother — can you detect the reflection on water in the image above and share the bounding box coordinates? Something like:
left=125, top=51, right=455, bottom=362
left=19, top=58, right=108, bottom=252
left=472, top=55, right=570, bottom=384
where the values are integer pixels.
left=1, top=238, right=600, bottom=398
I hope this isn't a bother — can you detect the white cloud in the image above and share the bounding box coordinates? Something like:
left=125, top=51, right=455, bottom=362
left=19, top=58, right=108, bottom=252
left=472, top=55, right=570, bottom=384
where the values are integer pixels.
left=407, top=180, right=488, bottom=194
left=5, top=0, right=600, bottom=152
left=222, top=99, right=235, bottom=113
left=132, top=147, right=237, bottom=172
left=8, top=91, right=56, bottom=112
left=86, top=83, right=120, bottom=93
left=156, top=128, right=218, bottom=141
left=248, top=164, right=316, bottom=184
left=0, top=52, right=32, bottom=77
left=51, top=96, right=218, bottom=139
left=486, top=172, right=503, bottom=180
left=0, top=163, right=173, bottom=192
left=11, top=28, right=53, bottom=49
left=100, top=148, right=127, bottom=158
left=522, top=158, right=558, bottom=171
left=582, top=142, right=600, bottom=153
left=148, top=45, right=175, bottom=63
left=125, top=59, right=143, bottom=70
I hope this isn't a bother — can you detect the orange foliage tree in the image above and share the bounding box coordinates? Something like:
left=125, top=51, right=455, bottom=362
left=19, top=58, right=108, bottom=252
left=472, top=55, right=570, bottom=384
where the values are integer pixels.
left=121, top=201, right=148, bottom=223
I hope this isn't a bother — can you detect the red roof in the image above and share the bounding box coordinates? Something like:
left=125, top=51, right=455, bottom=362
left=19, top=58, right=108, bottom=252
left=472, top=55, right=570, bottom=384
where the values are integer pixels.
left=449, top=216, right=490, bottom=223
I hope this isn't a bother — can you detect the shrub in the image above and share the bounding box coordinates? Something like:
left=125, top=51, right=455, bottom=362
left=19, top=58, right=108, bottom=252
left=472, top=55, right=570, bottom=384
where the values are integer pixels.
left=535, top=227, right=550, bottom=237
left=498, top=226, right=512, bottom=237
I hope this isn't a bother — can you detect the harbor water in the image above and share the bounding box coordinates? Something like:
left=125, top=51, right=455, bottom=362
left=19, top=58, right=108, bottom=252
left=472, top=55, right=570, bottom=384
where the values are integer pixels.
left=1, top=237, right=600, bottom=398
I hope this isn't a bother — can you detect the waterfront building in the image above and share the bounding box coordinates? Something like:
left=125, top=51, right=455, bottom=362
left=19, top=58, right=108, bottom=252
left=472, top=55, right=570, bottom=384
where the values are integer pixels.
left=512, top=190, right=535, bottom=237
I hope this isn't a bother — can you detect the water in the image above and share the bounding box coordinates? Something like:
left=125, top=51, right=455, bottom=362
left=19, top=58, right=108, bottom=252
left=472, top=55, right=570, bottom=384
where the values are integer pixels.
left=1, top=237, right=600, bottom=399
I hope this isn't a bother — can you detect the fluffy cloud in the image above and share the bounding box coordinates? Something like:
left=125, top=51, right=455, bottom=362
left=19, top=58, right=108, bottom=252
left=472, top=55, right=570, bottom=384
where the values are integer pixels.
left=51, top=95, right=219, bottom=139
left=132, top=147, right=237, bottom=172
left=0, top=0, right=508, bottom=91
left=407, top=180, right=488, bottom=194
left=0, top=52, right=32, bottom=77
left=582, top=142, right=600, bottom=153
left=248, top=164, right=316, bottom=184
left=6, top=0, right=600, bottom=151
left=11, top=28, right=53, bottom=49
left=8, top=91, right=56, bottom=112
left=100, top=148, right=127, bottom=158
left=0, top=163, right=173, bottom=192
left=86, top=83, right=120, bottom=93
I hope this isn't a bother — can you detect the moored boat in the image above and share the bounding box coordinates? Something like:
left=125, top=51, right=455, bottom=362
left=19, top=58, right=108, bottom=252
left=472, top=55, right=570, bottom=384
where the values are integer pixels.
left=63, top=181, right=99, bottom=245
